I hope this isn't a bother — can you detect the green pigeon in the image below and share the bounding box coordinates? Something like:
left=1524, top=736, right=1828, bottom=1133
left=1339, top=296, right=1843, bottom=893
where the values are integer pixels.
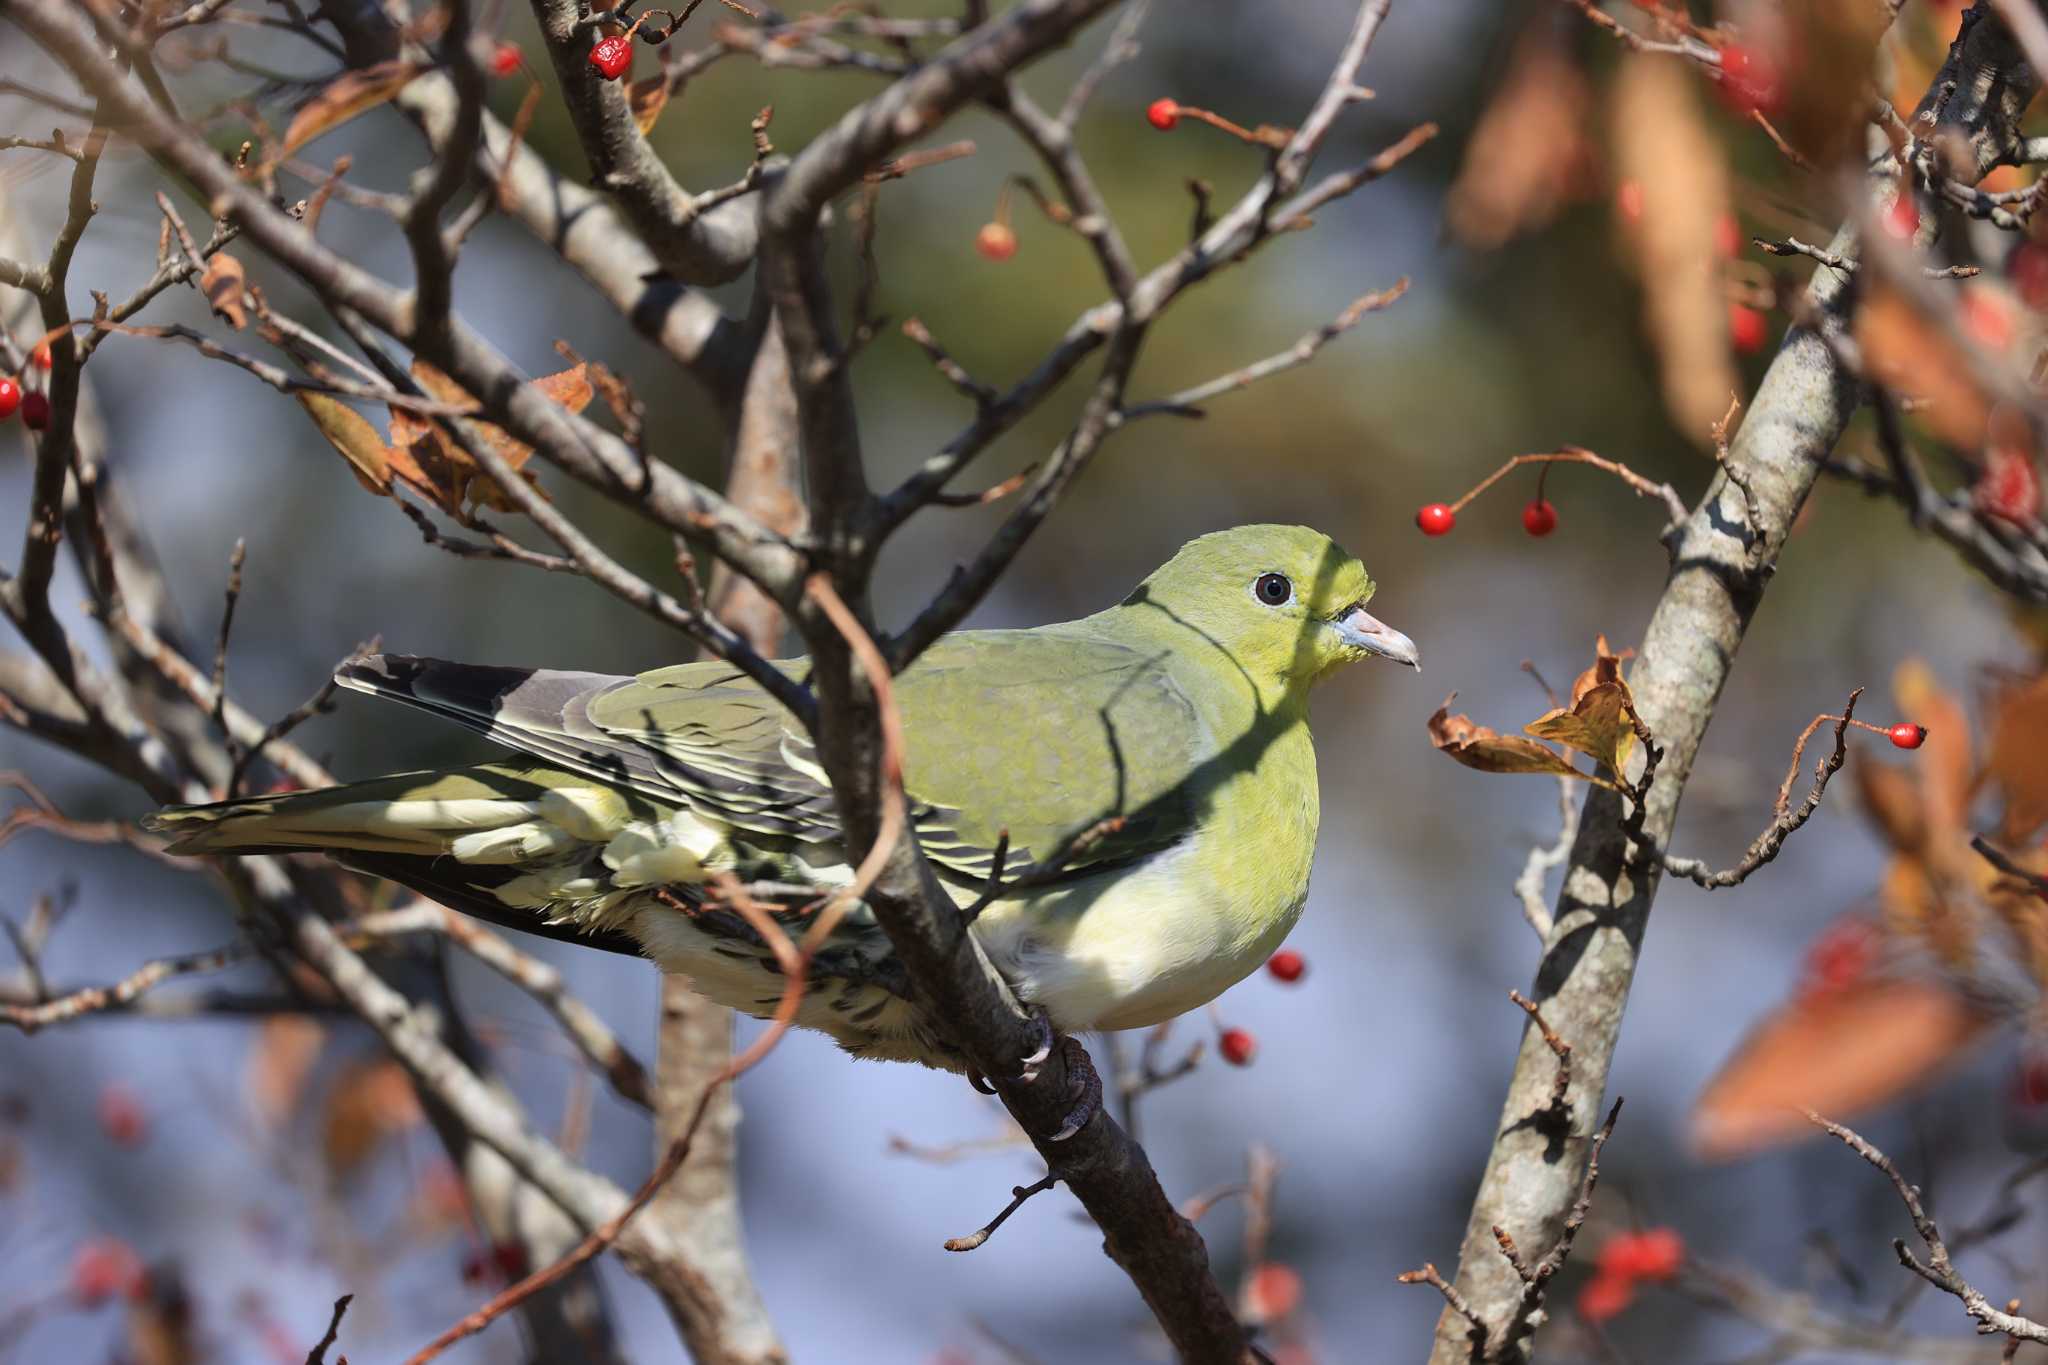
left=146, top=525, right=1416, bottom=1082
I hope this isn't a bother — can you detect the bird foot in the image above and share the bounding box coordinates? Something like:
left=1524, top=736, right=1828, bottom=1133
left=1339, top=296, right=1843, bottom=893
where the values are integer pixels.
left=1043, top=1035, right=1101, bottom=1143
left=965, top=1014, right=1100, bottom=1142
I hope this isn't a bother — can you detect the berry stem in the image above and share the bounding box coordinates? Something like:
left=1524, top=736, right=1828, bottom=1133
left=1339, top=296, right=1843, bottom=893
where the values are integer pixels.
left=1443, top=447, right=1686, bottom=526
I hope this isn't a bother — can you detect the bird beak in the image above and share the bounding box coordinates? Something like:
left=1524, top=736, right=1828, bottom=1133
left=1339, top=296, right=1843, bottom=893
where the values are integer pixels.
left=1332, top=604, right=1420, bottom=670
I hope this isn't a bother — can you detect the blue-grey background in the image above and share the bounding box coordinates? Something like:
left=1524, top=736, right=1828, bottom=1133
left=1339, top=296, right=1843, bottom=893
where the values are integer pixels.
left=2, top=2, right=2038, bottom=1361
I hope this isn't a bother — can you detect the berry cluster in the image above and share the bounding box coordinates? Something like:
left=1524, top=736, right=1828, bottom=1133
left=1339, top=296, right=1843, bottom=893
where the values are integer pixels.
left=1, top=341, right=55, bottom=431
left=1577, top=1227, right=1684, bottom=1323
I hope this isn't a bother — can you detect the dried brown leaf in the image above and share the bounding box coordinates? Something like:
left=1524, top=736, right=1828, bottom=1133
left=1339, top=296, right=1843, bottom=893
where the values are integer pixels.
left=297, top=392, right=394, bottom=495
left=277, top=60, right=424, bottom=163
left=1985, top=671, right=2048, bottom=841
left=199, top=252, right=248, bottom=329
left=1611, top=54, right=1738, bottom=444
left=246, top=1015, right=325, bottom=1129
left=386, top=362, right=591, bottom=514
left=1428, top=693, right=1612, bottom=787
left=321, top=1056, right=423, bottom=1179
left=1690, top=976, right=1993, bottom=1161
left=1858, top=288, right=1990, bottom=450
left=629, top=74, right=670, bottom=136
left=1444, top=24, right=1596, bottom=250
left=1525, top=638, right=1638, bottom=777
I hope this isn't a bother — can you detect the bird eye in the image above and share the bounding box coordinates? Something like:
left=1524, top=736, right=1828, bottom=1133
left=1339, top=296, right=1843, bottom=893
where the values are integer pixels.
left=1253, top=572, right=1292, bottom=606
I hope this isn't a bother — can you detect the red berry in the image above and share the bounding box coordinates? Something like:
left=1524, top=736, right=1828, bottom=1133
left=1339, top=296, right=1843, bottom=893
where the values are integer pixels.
left=1576, top=1269, right=1635, bottom=1324
left=0, top=377, right=18, bottom=420
left=1521, top=499, right=1558, bottom=537
left=1884, top=192, right=1920, bottom=241
left=1889, top=722, right=1927, bottom=750
left=1146, top=98, right=1179, bottom=131
left=97, top=1084, right=147, bottom=1148
left=1245, top=1262, right=1303, bottom=1321
left=1218, top=1027, right=1256, bottom=1067
left=2014, top=243, right=2048, bottom=309
left=1600, top=1228, right=1685, bottom=1282
left=1717, top=43, right=1780, bottom=115
left=2016, top=1055, right=2048, bottom=1108
left=974, top=222, right=1017, bottom=262
left=71, top=1238, right=146, bottom=1306
left=1965, top=290, right=2016, bottom=351
left=1800, top=916, right=1879, bottom=997
left=1729, top=303, right=1767, bottom=355
left=588, top=34, right=631, bottom=80
left=32, top=342, right=52, bottom=370
left=491, top=1242, right=530, bottom=1280
left=1615, top=180, right=1644, bottom=224
left=1266, top=949, right=1306, bottom=983
left=490, top=42, right=522, bottom=76
left=21, top=391, right=49, bottom=430
left=1415, top=502, right=1455, bottom=536
left=1713, top=212, right=1742, bottom=258
left=1976, top=446, right=2042, bottom=524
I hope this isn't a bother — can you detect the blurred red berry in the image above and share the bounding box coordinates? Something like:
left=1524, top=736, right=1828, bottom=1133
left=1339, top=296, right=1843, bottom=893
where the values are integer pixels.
left=1729, top=303, right=1767, bottom=355
left=1889, top=722, right=1927, bottom=750
left=32, top=342, right=52, bottom=370
left=1800, top=917, right=1879, bottom=996
left=1146, top=98, right=1179, bottom=131
left=1964, top=290, right=2016, bottom=351
left=1713, top=212, right=1742, bottom=258
left=21, top=391, right=49, bottom=430
left=588, top=34, right=631, bottom=80
left=1716, top=43, right=1781, bottom=115
left=71, top=1238, right=146, bottom=1306
left=491, top=1242, right=530, bottom=1280
left=1218, top=1027, right=1257, bottom=1067
left=97, top=1084, right=147, bottom=1148
left=1600, top=1228, right=1685, bottom=1282
left=1521, top=499, right=1558, bottom=537
left=974, top=222, right=1017, bottom=262
left=1266, top=949, right=1306, bottom=983
left=2017, top=1055, right=2048, bottom=1107
left=1615, top=180, right=1644, bottom=224
left=1245, top=1262, right=1303, bottom=1320
left=1577, top=1269, right=1635, bottom=1323
left=1884, top=192, right=1920, bottom=241
left=0, top=377, right=18, bottom=420
left=1976, top=446, right=2042, bottom=525
left=2015, top=243, right=2048, bottom=309
left=1415, top=502, right=1455, bottom=536
left=490, top=42, right=522, bottom=76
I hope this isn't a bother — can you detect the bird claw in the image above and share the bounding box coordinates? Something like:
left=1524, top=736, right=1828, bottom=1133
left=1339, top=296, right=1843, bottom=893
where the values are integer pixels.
left=1045, top=1035, right=1101, bottom=1143
left=967, top=1068, right=997, bottom=1096
left=1013, top=1007, right=1056, bottom=1084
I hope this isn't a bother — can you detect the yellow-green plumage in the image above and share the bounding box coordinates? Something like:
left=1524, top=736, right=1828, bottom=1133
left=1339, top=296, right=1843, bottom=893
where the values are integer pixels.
left=144, top=525, right=1417, bottom=1069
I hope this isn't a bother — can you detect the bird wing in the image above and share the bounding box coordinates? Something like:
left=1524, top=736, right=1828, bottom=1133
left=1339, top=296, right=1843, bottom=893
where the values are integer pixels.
left=336, top=632, right=1208, bottom=884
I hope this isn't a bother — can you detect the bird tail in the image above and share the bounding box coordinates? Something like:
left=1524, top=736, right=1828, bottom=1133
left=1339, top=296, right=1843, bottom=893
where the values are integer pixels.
left=140, top=764, right=632, bottom=860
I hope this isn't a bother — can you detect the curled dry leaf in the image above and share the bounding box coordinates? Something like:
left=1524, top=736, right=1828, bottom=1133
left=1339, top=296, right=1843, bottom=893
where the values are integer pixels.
left=1443, top=21, right=1596, bottom=251
left=1428, top=693, right=1613, bottom=788
left=276, top=60, right=424, bottom=163
left=1610, top=53, right=1738, bottom=445
left=1524, top=637, right=1639, bottom=779
left=199, top=253, right=248, bottom=330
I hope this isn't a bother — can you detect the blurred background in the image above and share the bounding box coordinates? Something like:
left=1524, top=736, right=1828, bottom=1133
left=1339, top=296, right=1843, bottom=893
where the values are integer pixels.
left=3, top=0, right=2042, bottom=1360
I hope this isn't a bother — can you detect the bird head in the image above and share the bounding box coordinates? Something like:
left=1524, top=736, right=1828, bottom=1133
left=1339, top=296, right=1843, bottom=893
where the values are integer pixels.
left=1118, top=524, right=1418, bottom=701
